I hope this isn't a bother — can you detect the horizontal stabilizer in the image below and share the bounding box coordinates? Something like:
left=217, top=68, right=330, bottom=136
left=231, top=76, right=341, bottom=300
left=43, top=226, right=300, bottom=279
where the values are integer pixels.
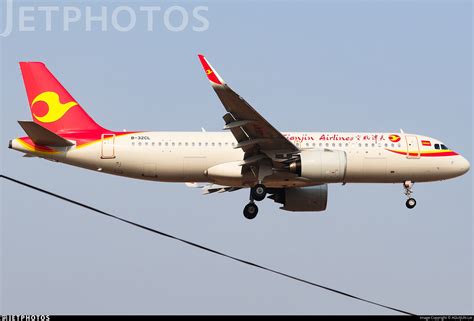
left=18, top=120, right=74, bottom=147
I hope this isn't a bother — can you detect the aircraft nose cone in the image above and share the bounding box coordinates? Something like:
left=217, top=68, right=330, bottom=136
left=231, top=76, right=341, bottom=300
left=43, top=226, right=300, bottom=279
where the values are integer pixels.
left=454, top=156, right=471, bottom=176
left=459, top=156, right=470, bottom=175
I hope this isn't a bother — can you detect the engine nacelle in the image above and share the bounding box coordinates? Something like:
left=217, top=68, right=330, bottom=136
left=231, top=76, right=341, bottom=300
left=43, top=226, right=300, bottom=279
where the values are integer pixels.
left=270, top=185, right=328, bottom=212
left=289, top=150, right=347, bottom=183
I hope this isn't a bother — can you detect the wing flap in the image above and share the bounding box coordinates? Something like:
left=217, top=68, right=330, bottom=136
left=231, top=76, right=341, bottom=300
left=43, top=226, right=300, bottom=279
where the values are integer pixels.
left=222, top=112, right=249, bottom=146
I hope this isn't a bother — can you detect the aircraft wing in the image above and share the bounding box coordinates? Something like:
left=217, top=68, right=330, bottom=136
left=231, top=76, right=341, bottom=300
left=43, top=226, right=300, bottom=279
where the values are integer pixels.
left=198, top=55, right=299, bottom=154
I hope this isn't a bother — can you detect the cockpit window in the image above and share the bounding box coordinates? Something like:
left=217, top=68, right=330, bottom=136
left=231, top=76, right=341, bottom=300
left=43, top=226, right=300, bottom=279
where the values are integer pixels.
left=441, top=144, right=449, bottom=150
left=434, top=144, right=440, bottom=150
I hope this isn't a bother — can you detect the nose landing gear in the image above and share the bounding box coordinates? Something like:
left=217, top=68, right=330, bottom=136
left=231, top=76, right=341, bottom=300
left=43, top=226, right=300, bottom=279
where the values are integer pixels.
left=406, top=198, right=417, bottom=209
left=403, top=180, right=416, bottom=209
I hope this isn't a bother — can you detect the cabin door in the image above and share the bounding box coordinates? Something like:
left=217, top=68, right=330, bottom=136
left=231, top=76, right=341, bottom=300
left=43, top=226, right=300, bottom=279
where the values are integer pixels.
left=405, top=135, right=420, bottom=159
left=101, top=134, right=116, bottom=159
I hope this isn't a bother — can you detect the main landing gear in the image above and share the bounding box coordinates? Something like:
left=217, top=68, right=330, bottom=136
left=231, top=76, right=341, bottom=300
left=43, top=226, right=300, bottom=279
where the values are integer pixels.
left=243, top=184, right=268, bottom=219
left=243, top=202, right=259, bottom=219
left=250, top=183, right=267, bottom=201
left=403, top=180, right=416, bottom=209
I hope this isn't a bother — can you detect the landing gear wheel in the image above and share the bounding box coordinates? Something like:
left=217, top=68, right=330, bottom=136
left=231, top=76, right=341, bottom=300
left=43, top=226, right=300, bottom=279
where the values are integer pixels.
left=406, top=198, right=417, bottom=209
left=251, top=184, right=267, bottom=202
left=243, top=203, right=259, bottom=219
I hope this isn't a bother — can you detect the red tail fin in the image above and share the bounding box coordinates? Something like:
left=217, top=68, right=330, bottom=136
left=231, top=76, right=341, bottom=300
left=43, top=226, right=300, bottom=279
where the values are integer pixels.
left=19, top=62, right=105, bottom=133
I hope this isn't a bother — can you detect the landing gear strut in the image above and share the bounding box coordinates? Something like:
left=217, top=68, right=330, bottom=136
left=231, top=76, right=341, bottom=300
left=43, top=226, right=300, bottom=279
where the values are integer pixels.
left=403, top=180, right=416, bottom=209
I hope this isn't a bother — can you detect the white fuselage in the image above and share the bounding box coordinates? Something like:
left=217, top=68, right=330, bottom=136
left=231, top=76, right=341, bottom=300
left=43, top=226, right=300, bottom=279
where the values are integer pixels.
left=11, top=131, right=470, bottom=187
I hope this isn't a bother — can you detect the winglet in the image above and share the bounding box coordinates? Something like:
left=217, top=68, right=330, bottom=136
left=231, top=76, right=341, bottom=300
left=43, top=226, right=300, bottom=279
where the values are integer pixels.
left=198, top=54, right=225, bottom=85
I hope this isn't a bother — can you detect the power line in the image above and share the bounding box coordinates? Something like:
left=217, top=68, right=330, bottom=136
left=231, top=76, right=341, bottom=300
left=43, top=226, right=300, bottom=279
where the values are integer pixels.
left=1, top=174, right=415, bottom=315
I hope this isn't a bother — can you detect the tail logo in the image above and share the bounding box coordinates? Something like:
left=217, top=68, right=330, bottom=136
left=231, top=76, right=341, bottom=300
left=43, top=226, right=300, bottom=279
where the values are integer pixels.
left=31, top=91, right=78, bottom=123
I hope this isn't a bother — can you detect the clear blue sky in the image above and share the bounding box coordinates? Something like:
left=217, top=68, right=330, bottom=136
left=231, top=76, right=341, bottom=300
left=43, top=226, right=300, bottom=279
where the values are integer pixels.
left=1, top=0, right=472, bottom=315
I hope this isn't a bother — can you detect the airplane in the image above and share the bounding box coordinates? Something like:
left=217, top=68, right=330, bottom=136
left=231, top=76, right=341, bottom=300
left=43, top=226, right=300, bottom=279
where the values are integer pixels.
left=9, top=55, right=470, bottom=219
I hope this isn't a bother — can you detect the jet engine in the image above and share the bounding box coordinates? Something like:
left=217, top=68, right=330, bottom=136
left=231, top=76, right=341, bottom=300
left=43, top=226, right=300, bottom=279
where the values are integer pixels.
left=269, top=185, right=328, bottom=212
left=288, top=150, right=347, bottom=183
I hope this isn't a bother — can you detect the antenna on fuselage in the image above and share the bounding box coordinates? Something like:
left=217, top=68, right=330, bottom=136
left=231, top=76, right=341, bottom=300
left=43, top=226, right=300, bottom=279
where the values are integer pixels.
left=400, top=129, right=405, bottom=134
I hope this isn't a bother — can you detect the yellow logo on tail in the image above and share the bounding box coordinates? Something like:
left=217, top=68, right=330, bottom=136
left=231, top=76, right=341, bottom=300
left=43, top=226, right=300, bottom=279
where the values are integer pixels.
left=31, top=91, right=78, bottom=123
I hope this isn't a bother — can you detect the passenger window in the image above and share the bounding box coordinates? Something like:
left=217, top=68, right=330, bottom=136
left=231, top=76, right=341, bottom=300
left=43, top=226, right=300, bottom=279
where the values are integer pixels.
left=319, top=143, right=322, bottom=147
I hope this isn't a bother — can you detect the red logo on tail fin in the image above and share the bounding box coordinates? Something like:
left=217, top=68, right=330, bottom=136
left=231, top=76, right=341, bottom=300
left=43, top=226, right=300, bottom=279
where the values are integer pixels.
left=20, top=62, right=105, bottom=133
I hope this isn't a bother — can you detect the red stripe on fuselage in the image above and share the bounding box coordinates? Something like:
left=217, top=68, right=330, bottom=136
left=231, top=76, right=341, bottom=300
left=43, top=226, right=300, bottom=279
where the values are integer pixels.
left=385, top=148, right=458, bottom=157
